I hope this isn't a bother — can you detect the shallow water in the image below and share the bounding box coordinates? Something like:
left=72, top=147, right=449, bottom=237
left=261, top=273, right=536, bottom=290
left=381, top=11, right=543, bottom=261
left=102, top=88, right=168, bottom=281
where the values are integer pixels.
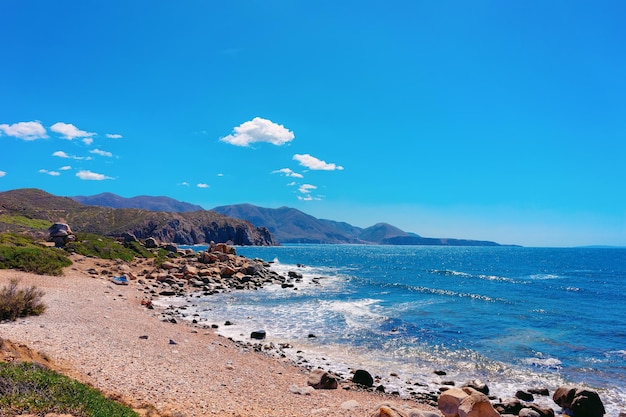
left=174, top=244, right=626, bottom=414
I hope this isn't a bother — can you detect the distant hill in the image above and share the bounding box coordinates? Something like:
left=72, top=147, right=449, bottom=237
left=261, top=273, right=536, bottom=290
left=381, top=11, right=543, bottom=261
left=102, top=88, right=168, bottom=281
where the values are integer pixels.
left=71, top=192, right=204, bottom=212
left=0, top=189, right=276, bottom=246
left=212, top=204, right=363, bottom=244
left=212, top=204, right=506, bottom=246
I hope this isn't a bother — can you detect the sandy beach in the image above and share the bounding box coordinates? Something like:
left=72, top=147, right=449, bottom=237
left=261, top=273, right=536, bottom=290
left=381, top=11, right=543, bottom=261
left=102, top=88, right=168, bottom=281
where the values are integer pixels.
left=0, top=255, right=439, bottom=417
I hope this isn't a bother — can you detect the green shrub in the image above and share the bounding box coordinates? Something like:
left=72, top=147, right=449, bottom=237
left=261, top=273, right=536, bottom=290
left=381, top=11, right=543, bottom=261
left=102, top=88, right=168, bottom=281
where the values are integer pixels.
left=64, top=233, right=149, bottom=261
left=0, top=279, right=46, bottom=321
left=0, top=214, right=53, bottom=230
left=0, top=361, right=139, bottom=416
left=0, top=234, right=72, bottom=275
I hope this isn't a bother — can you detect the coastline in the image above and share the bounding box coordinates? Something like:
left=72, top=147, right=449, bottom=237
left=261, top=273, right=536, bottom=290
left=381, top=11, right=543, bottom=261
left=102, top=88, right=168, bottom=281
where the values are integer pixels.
left=0, top=253, right=438, bottom=417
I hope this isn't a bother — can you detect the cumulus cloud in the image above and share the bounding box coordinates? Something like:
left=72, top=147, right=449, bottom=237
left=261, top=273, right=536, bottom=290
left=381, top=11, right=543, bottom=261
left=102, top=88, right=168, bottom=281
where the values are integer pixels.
left=197, top=183, right=210, bottom=188
left=293, top=154, right=344, bottom=171
left=83, top=138, right=94, bottom=145
left=0, top=171, right=6, bottom=177
left=272, top=168, right=303, bottom=178
left=106, top=133, right=123, bottom=139
left=60, top=165, right=72, bottom=171
left=51, top=122, right=96, bottom=140
left=0, top=121, right=48, bottom=140
left=39, top=169, right=60, bottom=176
left=76, top=170, right=112, bottom=180
left=90, top=148, right=113, bottom=157
left=221, top=117, right=294, bottom=147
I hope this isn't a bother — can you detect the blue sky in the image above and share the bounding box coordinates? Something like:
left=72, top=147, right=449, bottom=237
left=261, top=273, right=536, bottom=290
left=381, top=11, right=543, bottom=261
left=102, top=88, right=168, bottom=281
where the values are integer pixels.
left=1, top=1, right=625, bottom=247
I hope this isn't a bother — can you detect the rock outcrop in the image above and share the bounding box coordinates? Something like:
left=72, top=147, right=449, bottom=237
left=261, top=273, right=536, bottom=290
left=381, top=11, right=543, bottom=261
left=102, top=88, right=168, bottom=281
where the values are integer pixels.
left=48, top=223, right=75, bottom=247
left=553, top=386, right=605, bottom=417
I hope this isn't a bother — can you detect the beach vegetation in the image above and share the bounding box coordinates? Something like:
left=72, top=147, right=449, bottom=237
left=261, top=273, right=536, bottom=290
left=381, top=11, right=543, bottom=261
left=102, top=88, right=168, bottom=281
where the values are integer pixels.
left=0, top=361, right=139, bottom=416
left=0, top=214, right=53, bottom=230
left=0, top=279, right=46, bottom=321
left=64, top=233, right=153, bottom=261
left=0, top=233, right=72, bottom=275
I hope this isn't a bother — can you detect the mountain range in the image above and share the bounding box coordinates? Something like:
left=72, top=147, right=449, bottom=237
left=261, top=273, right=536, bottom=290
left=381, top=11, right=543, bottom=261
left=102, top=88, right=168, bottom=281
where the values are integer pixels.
left=67, top=192, right=507, bottom=246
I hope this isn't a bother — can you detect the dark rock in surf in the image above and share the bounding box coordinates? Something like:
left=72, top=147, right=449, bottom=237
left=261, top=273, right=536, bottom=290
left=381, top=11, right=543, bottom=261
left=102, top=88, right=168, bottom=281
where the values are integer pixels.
left=352, top=369, right=374, bottom=387
left=250, top=330, right=266, bottom=340
left=553, top=386, right=605, bottom=417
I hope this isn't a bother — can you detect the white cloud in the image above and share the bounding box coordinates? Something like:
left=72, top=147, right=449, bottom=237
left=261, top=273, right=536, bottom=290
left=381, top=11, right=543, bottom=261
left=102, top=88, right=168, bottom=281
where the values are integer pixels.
left=0, top=171, right=6, bottom=177
left=51, top=122, right=96, bottom=140
left=220, top=117, right=294, bottom=147
left=0, top=121, right=48, bottom=140
left=106, top=133, right=123, bottom=139
left=272, top=168, right=303, bottom=178
left=297, top=195, right=322, bottom=201
left=180, top=182, right=190, bottom=187
left=52, top=151, right=91, bottom=160
left=60, top=165, right=72, bottom=171
left=287, top=181, right=297, bottom=186
left=76, top=170, right=112, bottom=181
left=293, top=154, right=344, bottom=171
left=90, top=148, right=113, bottom=157
left=197, top=183, right=210, bottom=188
left=298, top=183, right=317, bottom=194
left=83, top=138, right=94, bottom=145
left=53, top=151, right=70, bottom=158
left=39, top=169, right=60, bottom=176
left=217, top=173, right=224, bottom=177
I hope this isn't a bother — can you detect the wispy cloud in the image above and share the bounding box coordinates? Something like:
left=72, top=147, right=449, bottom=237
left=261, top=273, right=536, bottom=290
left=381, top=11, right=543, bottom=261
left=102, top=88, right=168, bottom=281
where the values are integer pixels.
left=0, top=121, right=48, bottom=140
left=83, top=138, right=94, bottom=145
left=76, top=170, right=112, bottom=180
left=298, top=183, right=317, bottom=194
left=272, top=168, right=303, bottom=178
left=221, top=117, right=294, bottom=147
left=180, top=182, right=190, bottom=187
left=90, top=148, right=113, bottom=157
left=0, top=171, right=6, bottom=178
left=60, top=165, right=72, bottom=171
left=293, top=154, right=344, bottom=171
left=52, top=151, right=91, bottom=160
left=39, top=169, right=60, bottom=176
left=106, top=133, right=123, bottom=139
left=51, top=122, right=96, bottom=140
left=197, top=183, right=210, bottom=188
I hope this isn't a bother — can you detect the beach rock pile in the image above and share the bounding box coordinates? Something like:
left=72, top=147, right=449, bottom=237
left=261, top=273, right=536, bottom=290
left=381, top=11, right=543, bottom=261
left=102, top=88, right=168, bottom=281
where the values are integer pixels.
left=135, top=242, right=310, bottom=300
left=435, top=381, right=607, bottom=417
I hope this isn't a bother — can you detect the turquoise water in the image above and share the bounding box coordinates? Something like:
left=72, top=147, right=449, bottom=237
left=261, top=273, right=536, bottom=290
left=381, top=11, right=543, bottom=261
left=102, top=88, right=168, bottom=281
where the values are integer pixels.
left=175, top=245, right=626, bottom=414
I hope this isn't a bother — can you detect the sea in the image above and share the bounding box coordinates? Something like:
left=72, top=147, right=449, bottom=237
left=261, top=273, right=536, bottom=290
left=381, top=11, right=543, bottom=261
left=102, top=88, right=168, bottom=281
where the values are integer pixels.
left=170, top=244, right=626, bottom=415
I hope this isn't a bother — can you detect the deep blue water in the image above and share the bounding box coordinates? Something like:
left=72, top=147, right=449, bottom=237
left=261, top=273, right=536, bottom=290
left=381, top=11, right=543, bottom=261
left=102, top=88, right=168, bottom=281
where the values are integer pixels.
left=174, top=245, right=626, bottom=414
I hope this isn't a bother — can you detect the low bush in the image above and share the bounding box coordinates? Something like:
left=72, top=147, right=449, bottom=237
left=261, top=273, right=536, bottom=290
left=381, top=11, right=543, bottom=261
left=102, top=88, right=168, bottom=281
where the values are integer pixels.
left=0, top=361, right=138, bottom=416
left=0, top=279, right=46, bottom=321
left=64, top=233, right=153, bottom=261
left=0, top=234, right=72, bottom=275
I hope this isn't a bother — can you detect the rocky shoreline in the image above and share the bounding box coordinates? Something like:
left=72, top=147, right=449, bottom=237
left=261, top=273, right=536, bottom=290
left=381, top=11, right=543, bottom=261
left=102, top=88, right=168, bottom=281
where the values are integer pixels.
left=96, top=241, right=611, bottom=417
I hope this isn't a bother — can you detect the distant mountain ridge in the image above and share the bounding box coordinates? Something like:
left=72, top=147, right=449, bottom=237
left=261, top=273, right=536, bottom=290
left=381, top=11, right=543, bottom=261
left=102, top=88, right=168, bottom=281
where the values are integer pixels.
left=72, top=192, right=204, bottom=212
left=212, top=204, right=506, bottom=246
left=55, top=191, right=508, bottom=246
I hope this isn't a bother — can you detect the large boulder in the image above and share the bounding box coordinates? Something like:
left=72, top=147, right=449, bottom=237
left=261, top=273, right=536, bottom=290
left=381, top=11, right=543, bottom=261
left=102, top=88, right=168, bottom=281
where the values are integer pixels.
left=457, top=388, right=499, bottom=417
left=307, top=369, right=338, bottom=390
left=48, top=223, right=75, bottom=247
left=553, top=386, right=605, bottom=417
left=439, top=387, right=499, bottom=417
